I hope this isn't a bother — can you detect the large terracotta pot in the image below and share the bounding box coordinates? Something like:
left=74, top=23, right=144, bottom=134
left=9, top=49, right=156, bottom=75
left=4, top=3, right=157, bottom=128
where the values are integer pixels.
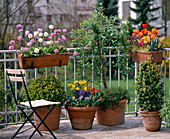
left=66, top=106, right=99, bottom=130
left=18, top=53, right=70, bottom=69
left=34, top=106, right=61, bottom=131
left=96, top=99, right=127, bottom=126
left=131, top=50, right=163, bottom=64
left=139, top=109, right=162, bottom=132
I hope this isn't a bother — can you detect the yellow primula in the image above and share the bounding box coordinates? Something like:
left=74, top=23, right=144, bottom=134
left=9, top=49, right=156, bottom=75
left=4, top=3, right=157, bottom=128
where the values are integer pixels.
left=87, top=84, right=92, bottom=87
left=68, top=83, right=72, bottom=87
left=74, top=80, right=78, bottom=84
left=76, top=87, right=80, bottom=90
left=83, top=80, right=87, bottom=84
left=71, top=88, right=74, bottom=90
left=79, top=80, right=83, bottom=85
left=84, top=87, right=88, bottom=91
left=72, top=96, right=75, bottom=99
left=71, top=84, right=75, bottom=88
left=144, top=41, right=148, bottom=44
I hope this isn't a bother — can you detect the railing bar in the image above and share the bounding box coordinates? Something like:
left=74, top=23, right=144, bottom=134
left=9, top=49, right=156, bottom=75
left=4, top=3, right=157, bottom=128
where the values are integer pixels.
left=164, top=51, right=167, bottom=101
left=83, top=52, right=85, bottom=78
left=135, top=62, right=138, bottom=116
left=35, top=68, right=37, bottom=79
left=126, top=59, right=129, bottom=90
left=55, top=67, right=57, bottom=76
left=109, top=49, right=111, bottom=88
left=118, top=49, right=120, bottom=87
left=45, top=67, right=48, bottom=76
left=65, top=66, right=67, bottom=92
left=101, top=49, right=103, bottom=90
left=74, top=57, right=76, bottom=82
left=4, top=52, right=7, bottom=124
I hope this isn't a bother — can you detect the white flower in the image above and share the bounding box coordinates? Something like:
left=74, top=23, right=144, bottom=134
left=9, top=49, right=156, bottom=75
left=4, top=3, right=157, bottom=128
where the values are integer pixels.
left=49, top=25, right=54, bottom=30
left=34, top=48, right=39, bottom=53
left=44, top=32, right=49, bottom=37
left=50, top=40, right=53, bottom=45
left=28, top=33, right=33, bottom=39
left=47, top=41, right=51, bottom=45
left=34, top=31, right=39, bottom=37
left=39, top=32, right=43, bottom=37
left=38, top=38, right=43, bottom=43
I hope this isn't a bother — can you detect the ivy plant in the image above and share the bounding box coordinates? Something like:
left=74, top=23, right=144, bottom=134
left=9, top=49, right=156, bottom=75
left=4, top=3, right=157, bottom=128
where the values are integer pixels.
left=135, top=58, right=164, bottom=111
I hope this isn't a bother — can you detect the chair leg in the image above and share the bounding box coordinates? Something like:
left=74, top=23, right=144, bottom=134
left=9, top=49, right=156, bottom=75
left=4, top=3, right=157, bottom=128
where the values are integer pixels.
left=29, top=105, right=57, bottom=139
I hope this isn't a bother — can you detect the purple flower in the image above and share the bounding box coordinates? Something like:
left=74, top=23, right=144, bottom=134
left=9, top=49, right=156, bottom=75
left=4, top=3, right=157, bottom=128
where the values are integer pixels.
left=79, top=95, right=84, bottom=100
left=9, top=46, right=14, bottom=50
left=85, top=97, right=90, bottom=100
left=59, top=39, right=62, bottom=42
left=54, top=49, right=58, bottom=53
left=18, top=36, right=22, bottom=41
left=30, top=39, right=35, bottom=43
left=63, top=29, right=67, bottom=33
left=37, top=28, right=42, bottom=33
left=27, top=42, right=32, bottom=46
left=19, top=29, right=23, bottom=33
left=48, top=36, right=52, bottom=40
left=56, top=29, right=61, bottom=33
left=17, top=50, right=20, bottom=55
left=43, top=41, right=47, bottom=46
left=55, top=41, right=59, bottom=44
left=17, top=24, right=22, bottom=29
left=74, top=51, right=78, bottom=56
left=9, top=40, right=15, bottom=45
left=23, top=47, right=28, bottom=52
left=61, top=35, right=66, bottom=40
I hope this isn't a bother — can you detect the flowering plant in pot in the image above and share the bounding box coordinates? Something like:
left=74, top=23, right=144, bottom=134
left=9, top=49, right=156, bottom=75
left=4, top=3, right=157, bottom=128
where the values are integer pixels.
left=65, top=80, right=104, bottom=130
left=22, top=73, right=66, bottom=131
left=129, top=24, right=164, bottom=64
left=135, top=58, right=164, bottom=131
left=9, top=24, right=69, bottom=69
left=96, top=87, right=130, bottom=126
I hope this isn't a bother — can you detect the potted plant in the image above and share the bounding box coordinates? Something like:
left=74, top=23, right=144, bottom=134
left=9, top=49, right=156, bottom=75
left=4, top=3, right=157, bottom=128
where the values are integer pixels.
left=22, top=73, right=66, bottom=131
left=65, top=80, right=104, bottom=130
left=129, top=24, right=164, bottom=64
left=96, top=87, right=130, bottom=126
left=160, top=100, right=170, bottom=128
left=135, top=58, right=164, bottom=131
left=8, top=24, right=69, bottom=69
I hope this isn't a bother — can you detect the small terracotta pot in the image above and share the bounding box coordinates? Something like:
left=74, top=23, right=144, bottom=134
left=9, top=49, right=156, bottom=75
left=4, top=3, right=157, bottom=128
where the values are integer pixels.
left=66, top=106, right=99, bottom=130
left=139, top=109, right=162, bottom=132
left=96, top=99, right=127, bottom=126
left=34, top=106, right=61, bottom=131
left=131, top=50, right=163, bottom=64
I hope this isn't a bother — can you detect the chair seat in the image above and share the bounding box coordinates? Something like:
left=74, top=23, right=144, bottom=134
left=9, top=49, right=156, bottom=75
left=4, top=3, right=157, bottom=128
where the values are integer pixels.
left=20, top=99, right=61, bottom=108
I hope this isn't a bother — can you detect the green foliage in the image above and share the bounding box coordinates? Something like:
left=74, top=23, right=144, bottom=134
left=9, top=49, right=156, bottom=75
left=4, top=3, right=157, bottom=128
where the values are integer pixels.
left=160, top=100, right=170, bottom=128
left=135, top=58, right=164, bottom=111
left=70, top=5, right=131, bottom=89
left=100, top=87, right=130, bottom=111
left=22, top=73, right=66, bottom=105
left=129, top=0, right=161, bottom=30
left=97, top=1, right=118, bottom=17
left=0, top=80, right=5, bottom=111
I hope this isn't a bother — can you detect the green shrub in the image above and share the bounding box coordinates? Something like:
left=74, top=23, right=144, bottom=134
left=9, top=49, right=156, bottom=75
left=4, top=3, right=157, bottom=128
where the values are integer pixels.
left=22, top=73, right=66, bottom=105
left=100, top=87, right=130, bottom=111
left=0, top=80, right=5, bottom=111
left=135, top=58, right=164, bottom=111
left=160, top=100, right=170, bottom=128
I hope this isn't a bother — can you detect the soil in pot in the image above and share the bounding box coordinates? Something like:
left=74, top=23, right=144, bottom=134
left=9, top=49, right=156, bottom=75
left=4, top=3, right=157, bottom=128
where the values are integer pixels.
left=34, top=106, right=61, bottom=131
left=96, top=99, right=127, bottom=126
left=66, top=106, right=98, bottom=130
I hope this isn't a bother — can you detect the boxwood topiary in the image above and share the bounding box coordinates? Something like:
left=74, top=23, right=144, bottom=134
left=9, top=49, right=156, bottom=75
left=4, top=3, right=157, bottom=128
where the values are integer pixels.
left=135, top=58, right=164, bottom=111
left=22, top=73, right=66, bottom=105
left=100, top=87, right=130, bottom=111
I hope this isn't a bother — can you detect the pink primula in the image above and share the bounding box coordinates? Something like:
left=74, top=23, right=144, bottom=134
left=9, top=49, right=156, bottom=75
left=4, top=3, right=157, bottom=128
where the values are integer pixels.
left=9, top=46, right=14, bottom=50
left=54, top=49, right=58, bottom=53
left=18, top=36, right=22, bottom=41
left=23, top=47, right=28, bottom=52
left=17, top=24, right=22, bottom=29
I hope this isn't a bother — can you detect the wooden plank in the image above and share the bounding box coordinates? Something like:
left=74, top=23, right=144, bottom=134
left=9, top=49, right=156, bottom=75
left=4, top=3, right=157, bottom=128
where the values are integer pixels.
left=9, top=76, right=26, bottom=82
left=6, top=69, right=25, bottom=74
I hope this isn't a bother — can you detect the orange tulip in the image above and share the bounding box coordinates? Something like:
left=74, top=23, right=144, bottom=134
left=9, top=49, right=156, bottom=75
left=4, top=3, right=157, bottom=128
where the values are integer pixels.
left=133, top=30, right=136, bottom=33
left=152, top=28, right=156, bottom=34
left=136, top=29, right=139, bottom=34
left=151, top=34, right=155, bottom=39
left=132, top=33, right=136, bottom=37
left=148, top=32, right=152, bottom=37
left=156, top=30, right=159, bottom=34
left=139, top=32, right=143, bottom=37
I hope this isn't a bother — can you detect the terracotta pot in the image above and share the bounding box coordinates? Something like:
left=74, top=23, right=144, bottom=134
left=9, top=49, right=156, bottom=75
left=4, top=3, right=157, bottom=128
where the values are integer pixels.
left=139, top=109, right=162, bottom=132
left=131, top=50, right=163, bottom=64
left=66, top=106, right=99, bottom=130
left=34, top=106, right=61, bottom=131
left=96, top=99, right=127, bottom=126
left=18, top=53, right=69, bottom=69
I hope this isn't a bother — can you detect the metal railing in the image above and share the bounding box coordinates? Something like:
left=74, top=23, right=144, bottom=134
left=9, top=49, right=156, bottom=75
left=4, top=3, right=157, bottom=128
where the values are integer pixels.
left=0, top=48, right=169, bottom=125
